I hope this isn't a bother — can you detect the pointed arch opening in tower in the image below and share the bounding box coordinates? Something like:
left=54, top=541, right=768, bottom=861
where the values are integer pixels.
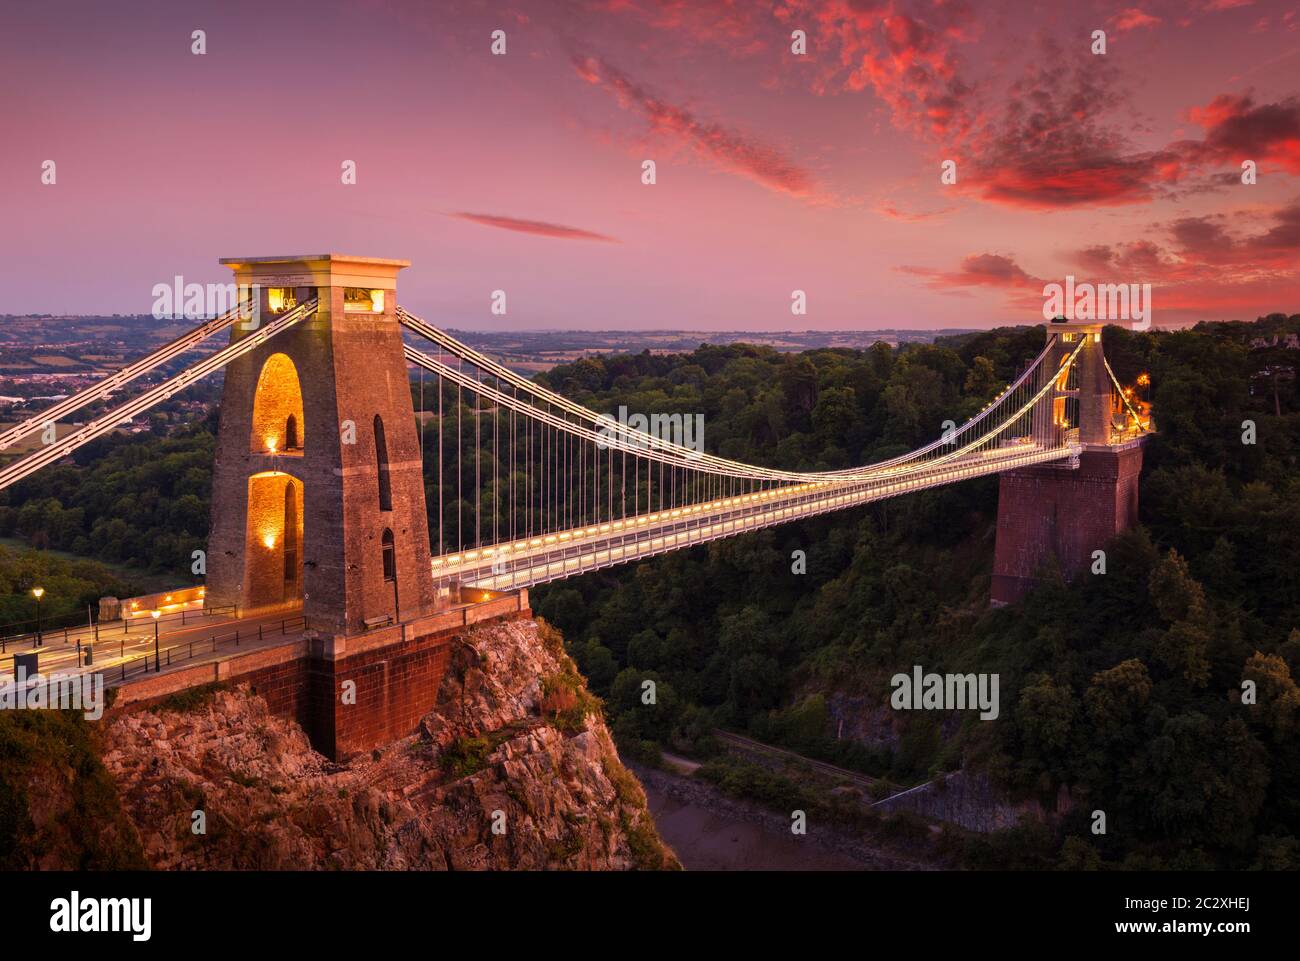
left=374, top=414, right=392, bottom=511
left=245, top=471, right=304, bottom=610
left=381, top=528, right=396, bottom=582
left=251, top=352, right=305, bottom=455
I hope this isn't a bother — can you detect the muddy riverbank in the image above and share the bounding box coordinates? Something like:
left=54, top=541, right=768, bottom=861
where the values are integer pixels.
left=631, top=762, right=943, bottom=871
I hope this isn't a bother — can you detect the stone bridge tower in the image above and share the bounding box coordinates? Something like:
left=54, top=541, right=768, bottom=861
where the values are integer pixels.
left=990, top=322, right=1145, bottom=605
left=204, top=255, right=437, bottom=635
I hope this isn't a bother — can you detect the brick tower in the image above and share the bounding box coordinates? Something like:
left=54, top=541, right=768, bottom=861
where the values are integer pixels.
left=205, top=255, right=437, bottom=635
left=990, top=322, right=1145, bottom=605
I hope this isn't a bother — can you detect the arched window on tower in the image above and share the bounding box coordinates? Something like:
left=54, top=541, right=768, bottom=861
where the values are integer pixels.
left=283, top=482, right=299, bottom=589
left=381, top=529, right=396, bottom=582
left=285, top=414, right=299, bottom=451
left=374, top=414, right=392, bottom=511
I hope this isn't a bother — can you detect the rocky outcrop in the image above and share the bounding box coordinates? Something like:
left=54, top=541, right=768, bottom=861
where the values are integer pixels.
left=94, top=617, right=678, bottom=870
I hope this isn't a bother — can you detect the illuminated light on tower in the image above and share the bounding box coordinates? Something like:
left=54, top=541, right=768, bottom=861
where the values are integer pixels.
left=266, top=287, right=297, bottom=314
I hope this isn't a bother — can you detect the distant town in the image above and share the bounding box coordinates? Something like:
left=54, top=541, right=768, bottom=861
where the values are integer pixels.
left=445, top=326, right=980, bottom=374
left=0, top=315, right=226, bottom=447
left=0, top=314, right=977, bottom=427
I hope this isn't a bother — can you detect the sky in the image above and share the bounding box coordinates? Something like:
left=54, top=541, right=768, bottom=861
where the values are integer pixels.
left=2, top=0, right=1298, bottom=330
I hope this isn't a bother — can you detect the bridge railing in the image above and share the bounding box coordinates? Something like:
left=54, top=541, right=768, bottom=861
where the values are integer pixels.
left=0, top=603, right=235, bottom=654
left=108, top=613, right=307, bottom=686
left=0, top=606, right=285, bottom=682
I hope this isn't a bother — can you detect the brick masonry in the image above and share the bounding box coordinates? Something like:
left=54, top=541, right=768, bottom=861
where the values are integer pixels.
left=991, top=444, right=1144, bottom=605
left=113, top=593, right=531, bottom=761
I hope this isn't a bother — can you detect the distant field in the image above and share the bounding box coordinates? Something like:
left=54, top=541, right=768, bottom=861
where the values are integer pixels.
left=0, top=422, right=79, bottom=462
left=0, top=537, right=179, bottom=592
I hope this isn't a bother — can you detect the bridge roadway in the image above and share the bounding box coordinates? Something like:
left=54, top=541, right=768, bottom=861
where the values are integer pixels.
left=0, top=608, right=305, bottom=685
left=434, top=440, right=1081, bottom=592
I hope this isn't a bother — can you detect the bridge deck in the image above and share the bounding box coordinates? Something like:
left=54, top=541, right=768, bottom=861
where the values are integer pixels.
left=0, top=608, right=307, bottom=686
left=435, top=441, right=1080, bottom=591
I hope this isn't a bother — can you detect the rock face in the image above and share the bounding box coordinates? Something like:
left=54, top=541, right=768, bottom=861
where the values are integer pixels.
left=97, top=617, right=678, bottom=870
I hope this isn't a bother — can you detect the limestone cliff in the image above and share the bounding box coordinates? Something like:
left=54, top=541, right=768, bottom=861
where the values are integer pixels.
left=8, top=617, right=677, bottom=871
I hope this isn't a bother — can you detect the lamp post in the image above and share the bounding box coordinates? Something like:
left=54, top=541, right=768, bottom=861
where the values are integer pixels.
left=151, top=609, right=161, bottom=672
left=32, top=587, right=44, bottom=648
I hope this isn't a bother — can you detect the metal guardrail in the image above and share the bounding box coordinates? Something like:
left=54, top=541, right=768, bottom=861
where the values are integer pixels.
left=110, top=613, right=306, bottom=685
left=0, top=604, right=235, bottom=656
left=0, top=607, right=105, bottom=641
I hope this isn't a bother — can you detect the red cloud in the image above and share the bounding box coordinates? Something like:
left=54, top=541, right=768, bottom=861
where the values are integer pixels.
left=974, top=159, right=1163, bottom=209
left=572, top=55, right=819, bottom=199
left=1110, top=8, right=1162, bottom=32
left=798, top=0, right=980, bottom=145
left=450, top=212, right=619, bottom=243
left=1183, top=93, right=1300, bottom=173
left=957, top=65, right=1300, bottom=208
left=581, top=1, right=1300, bottom=212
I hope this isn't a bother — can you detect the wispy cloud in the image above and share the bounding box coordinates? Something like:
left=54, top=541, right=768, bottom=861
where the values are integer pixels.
left=450, top=212, right=619, bottom=243
left=572, top=54, right=822, bottom=201
left=875, top=200, right=957, bottom=222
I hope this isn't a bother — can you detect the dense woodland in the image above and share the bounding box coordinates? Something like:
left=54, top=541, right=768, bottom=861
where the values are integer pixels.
left=2, top=313, right=1298, bottom=868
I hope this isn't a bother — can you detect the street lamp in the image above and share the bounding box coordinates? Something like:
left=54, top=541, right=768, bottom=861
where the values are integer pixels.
left=32, top=587, right=44, bottom=648
left=151, top=609, right=161, bottom=672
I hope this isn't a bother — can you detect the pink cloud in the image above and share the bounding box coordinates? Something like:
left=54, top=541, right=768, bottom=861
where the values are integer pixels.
left=572, top=55, right=820, bottom=200
left=898, top=252, right=1043, bottom=291
left=450, top=212, right=620, bottom=243
left=588, top=4, right=1297, bottom=212
left=913, top=198, right=1300, bottom=320
left=1110, top=8, right=1162, bottom=32
left=875, top=200, right=957, bottom=222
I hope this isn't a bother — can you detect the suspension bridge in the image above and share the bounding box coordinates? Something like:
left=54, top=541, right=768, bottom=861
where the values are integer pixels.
left=0, top=255, right=1150, bottom=757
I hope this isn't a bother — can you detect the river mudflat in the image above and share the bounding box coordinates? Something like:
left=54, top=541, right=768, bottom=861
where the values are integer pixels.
left=631, top=763, right=940, bottom=871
